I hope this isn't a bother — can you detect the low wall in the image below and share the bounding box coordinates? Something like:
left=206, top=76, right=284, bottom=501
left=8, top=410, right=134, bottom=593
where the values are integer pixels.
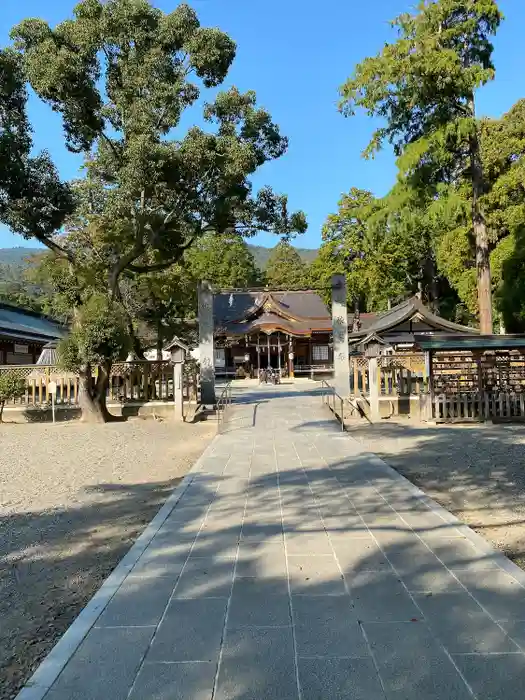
left=3, top=400, right=200, bottom=423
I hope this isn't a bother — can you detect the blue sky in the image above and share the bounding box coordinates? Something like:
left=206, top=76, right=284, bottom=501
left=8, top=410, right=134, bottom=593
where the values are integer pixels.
left=0, top=0, right=523, bottom=251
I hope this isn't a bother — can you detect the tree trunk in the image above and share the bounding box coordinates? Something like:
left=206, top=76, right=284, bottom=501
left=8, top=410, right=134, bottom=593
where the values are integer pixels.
left=156, top=322, right=163, bottom=361
left=468, top=102, right=493, bottom=334
left=0, top=400, right=4, bottom=423
left=78, top=362, right=121, bottom=423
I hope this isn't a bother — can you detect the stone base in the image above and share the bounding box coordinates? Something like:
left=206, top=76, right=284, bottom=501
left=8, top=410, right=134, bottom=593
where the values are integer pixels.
left=2, top=401, right=199, bottom=424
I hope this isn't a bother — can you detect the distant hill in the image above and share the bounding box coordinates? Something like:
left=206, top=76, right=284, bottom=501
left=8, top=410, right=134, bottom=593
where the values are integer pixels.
left=0, top=243, right=318, bottom=272
left=248, top=244, right=318, bottom=270
left=0, top=247, right=42, bottom=267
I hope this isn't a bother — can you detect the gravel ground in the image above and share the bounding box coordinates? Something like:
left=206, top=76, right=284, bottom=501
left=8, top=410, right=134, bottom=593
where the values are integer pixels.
left=346, top=419, right=525, bottom=568
left=0, top=417, right=215, bottom=700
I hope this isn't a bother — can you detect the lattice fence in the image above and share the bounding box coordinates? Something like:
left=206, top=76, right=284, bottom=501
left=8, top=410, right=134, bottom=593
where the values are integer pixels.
left=0, top=361, right=198, bottom=408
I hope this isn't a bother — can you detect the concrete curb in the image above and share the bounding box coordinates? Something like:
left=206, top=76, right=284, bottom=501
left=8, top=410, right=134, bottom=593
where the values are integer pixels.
left=361, top=449, right=525, bottom=589
left=14, top=434, right=220, bottom=700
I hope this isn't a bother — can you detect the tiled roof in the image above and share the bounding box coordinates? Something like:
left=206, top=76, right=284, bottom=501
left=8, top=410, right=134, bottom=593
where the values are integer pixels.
left=348, top=297, right=477, bottom=338
left=0, top=303, right=66, bottom=343
left=214, top=290, right=331, bottom=336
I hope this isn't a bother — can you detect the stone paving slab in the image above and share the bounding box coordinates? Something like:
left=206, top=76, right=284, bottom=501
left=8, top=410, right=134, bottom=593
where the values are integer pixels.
left=15, top=383, right=525, bottom=700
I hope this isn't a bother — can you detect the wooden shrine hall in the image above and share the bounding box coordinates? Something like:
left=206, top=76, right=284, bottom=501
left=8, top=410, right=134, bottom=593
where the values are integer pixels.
left=213, top=290, right=332, bottom=376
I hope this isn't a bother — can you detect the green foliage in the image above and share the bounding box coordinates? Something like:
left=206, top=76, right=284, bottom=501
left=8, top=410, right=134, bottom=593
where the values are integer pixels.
left=265, top=240, right=308, bottom=288
left=311, top=186, right=453, bottom=313
left=185, top=233, right=261, bottom=288
left=340, top=0, right=502, bottom=160
left=497, top=230, right=525, bottom=332
left=0, top=373, right=26, bottom=420
left=58, top=294, right=130, bottom=372
left=2, top=0, right=305, bottom=286
left=339, top=0, right=503, bottom=330
left=248, top=244, right=317, bottom=270
left=0, top=0, right=306, bottom=393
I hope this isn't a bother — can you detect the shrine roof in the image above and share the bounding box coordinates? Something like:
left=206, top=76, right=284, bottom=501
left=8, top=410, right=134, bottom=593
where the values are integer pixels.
left=214, top=290, right=331, bottom=336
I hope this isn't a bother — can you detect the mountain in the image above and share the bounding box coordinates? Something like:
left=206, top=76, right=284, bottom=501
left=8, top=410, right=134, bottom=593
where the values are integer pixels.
left=248, top=244, right=318, bottom=269
left=0, top=244, right=319, bottom=272
left=0, top=247, right=43, bottom=267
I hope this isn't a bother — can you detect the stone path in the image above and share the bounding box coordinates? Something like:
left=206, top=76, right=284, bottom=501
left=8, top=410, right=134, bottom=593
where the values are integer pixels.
left=17, top=384, right=525, bottom=699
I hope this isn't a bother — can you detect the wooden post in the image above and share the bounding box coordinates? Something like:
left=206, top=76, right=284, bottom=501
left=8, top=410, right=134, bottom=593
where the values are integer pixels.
left=173, top=363, right=184, bottom=421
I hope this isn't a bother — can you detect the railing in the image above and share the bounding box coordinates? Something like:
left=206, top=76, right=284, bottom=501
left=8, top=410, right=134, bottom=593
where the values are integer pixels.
left=320, top=380, right=345, bottom=432
left=217, top=381, right=233, bottom=433
left=294, top=364, right=334, bottom=379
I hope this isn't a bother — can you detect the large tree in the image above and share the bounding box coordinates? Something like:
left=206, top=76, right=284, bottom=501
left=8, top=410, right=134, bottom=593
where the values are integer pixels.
left=265, top=240, right=308, bottom=288
left=0, top=0, right=306, bottom=420
left=340, top=0, right=502, bottom=332
left=311, top=186, right=446, bottom=314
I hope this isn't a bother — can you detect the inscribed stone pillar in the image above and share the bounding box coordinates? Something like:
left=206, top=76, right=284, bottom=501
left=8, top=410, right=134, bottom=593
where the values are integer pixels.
left=368, top=356, right=380, bottom=422
left=331, top=274, right=350, bottom=397
left=173, top=362, right=184, bottom=421
left=198, top=281, right=216, bottom=406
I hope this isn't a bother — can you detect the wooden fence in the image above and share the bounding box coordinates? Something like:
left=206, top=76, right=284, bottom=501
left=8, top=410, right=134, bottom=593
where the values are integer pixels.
left=434, top=392, right=525, bottom=421
left=350, top=354, right=427, bottom=397
left=0, top=362, right=199, bottom=408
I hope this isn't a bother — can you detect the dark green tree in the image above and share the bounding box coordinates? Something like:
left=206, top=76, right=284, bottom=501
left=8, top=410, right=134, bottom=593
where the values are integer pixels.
left=265, top=240, right=308, bottom=288
left=340, top=0, right=502, bottom=332
left=185, top=233, right=261, bottom=288
left=0, top=0, right=306, bottom=420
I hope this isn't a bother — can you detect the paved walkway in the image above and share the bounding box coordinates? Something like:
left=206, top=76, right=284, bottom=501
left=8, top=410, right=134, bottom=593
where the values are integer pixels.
left=18, top=384, right=525, bottom=699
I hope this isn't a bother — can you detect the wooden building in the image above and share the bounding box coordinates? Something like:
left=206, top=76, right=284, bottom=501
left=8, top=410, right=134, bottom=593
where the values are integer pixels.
left=213, top=290, right=333, bottom=376
left=0, top=303, right=66, bottom=365
left=212, top=292, right=480, bottom=377
left=348, top=296, right=478, bottom=352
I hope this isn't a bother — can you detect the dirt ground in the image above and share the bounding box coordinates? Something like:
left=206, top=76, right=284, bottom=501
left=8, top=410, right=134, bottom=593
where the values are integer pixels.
left=0, top=417, right=215, bottom=700
left=347, top=419, right=525, bottom=569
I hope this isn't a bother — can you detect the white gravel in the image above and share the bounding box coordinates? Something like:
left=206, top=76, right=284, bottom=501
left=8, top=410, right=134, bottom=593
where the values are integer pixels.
left=0, top=418, right=215, bottom=700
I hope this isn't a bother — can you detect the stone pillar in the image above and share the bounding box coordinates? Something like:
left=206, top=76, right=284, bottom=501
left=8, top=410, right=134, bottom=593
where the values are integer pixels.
left=198, top=281, right=215, bottom=406
left=368, top=356, right=380, bottom=422
left=331, top=274, right=350, bottom=397
left=173, top=362, right=184, bottom=421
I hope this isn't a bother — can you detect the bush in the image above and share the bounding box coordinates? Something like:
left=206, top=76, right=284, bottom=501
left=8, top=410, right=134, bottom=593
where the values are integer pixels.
left=0, top=373, right=26, bottom=421
left=58, top=294, right=131, bottom=373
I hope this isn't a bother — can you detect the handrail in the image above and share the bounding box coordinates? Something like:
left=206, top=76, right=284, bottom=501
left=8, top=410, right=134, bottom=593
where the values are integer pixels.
left=320, top=380, right=346, bottom=432
left=217, top=381, right=233, bottom=433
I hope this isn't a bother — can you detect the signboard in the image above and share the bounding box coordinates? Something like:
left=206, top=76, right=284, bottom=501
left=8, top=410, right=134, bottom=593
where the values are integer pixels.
left=48, top=381, right=57, bottom=395
left=214, top=349, right=225, bottom=368
left=14, top=343, right=29, bottom=354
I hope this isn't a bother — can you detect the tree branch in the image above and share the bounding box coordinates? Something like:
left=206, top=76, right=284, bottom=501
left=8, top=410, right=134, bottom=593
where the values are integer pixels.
left=127, top=235, right=199, bottom=274
left=100, top=132, right=121, bottom=162
left=33, top=233, right=75, bottom=263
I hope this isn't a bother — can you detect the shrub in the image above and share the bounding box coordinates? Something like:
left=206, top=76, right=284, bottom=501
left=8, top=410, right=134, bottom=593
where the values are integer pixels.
left=0, top=373, right=26, bottom=422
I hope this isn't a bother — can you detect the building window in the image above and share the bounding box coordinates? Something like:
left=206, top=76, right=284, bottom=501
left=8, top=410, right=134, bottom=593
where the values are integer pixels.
left=312, top=345, right=329, bottom=362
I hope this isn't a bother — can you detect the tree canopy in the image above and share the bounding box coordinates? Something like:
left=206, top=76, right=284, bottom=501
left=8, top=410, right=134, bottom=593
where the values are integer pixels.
left=340, top=0, right=502, bottom=332
left=0, top=0, right=306, bottom=420
left=265, top=240, right=309, bottom=288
